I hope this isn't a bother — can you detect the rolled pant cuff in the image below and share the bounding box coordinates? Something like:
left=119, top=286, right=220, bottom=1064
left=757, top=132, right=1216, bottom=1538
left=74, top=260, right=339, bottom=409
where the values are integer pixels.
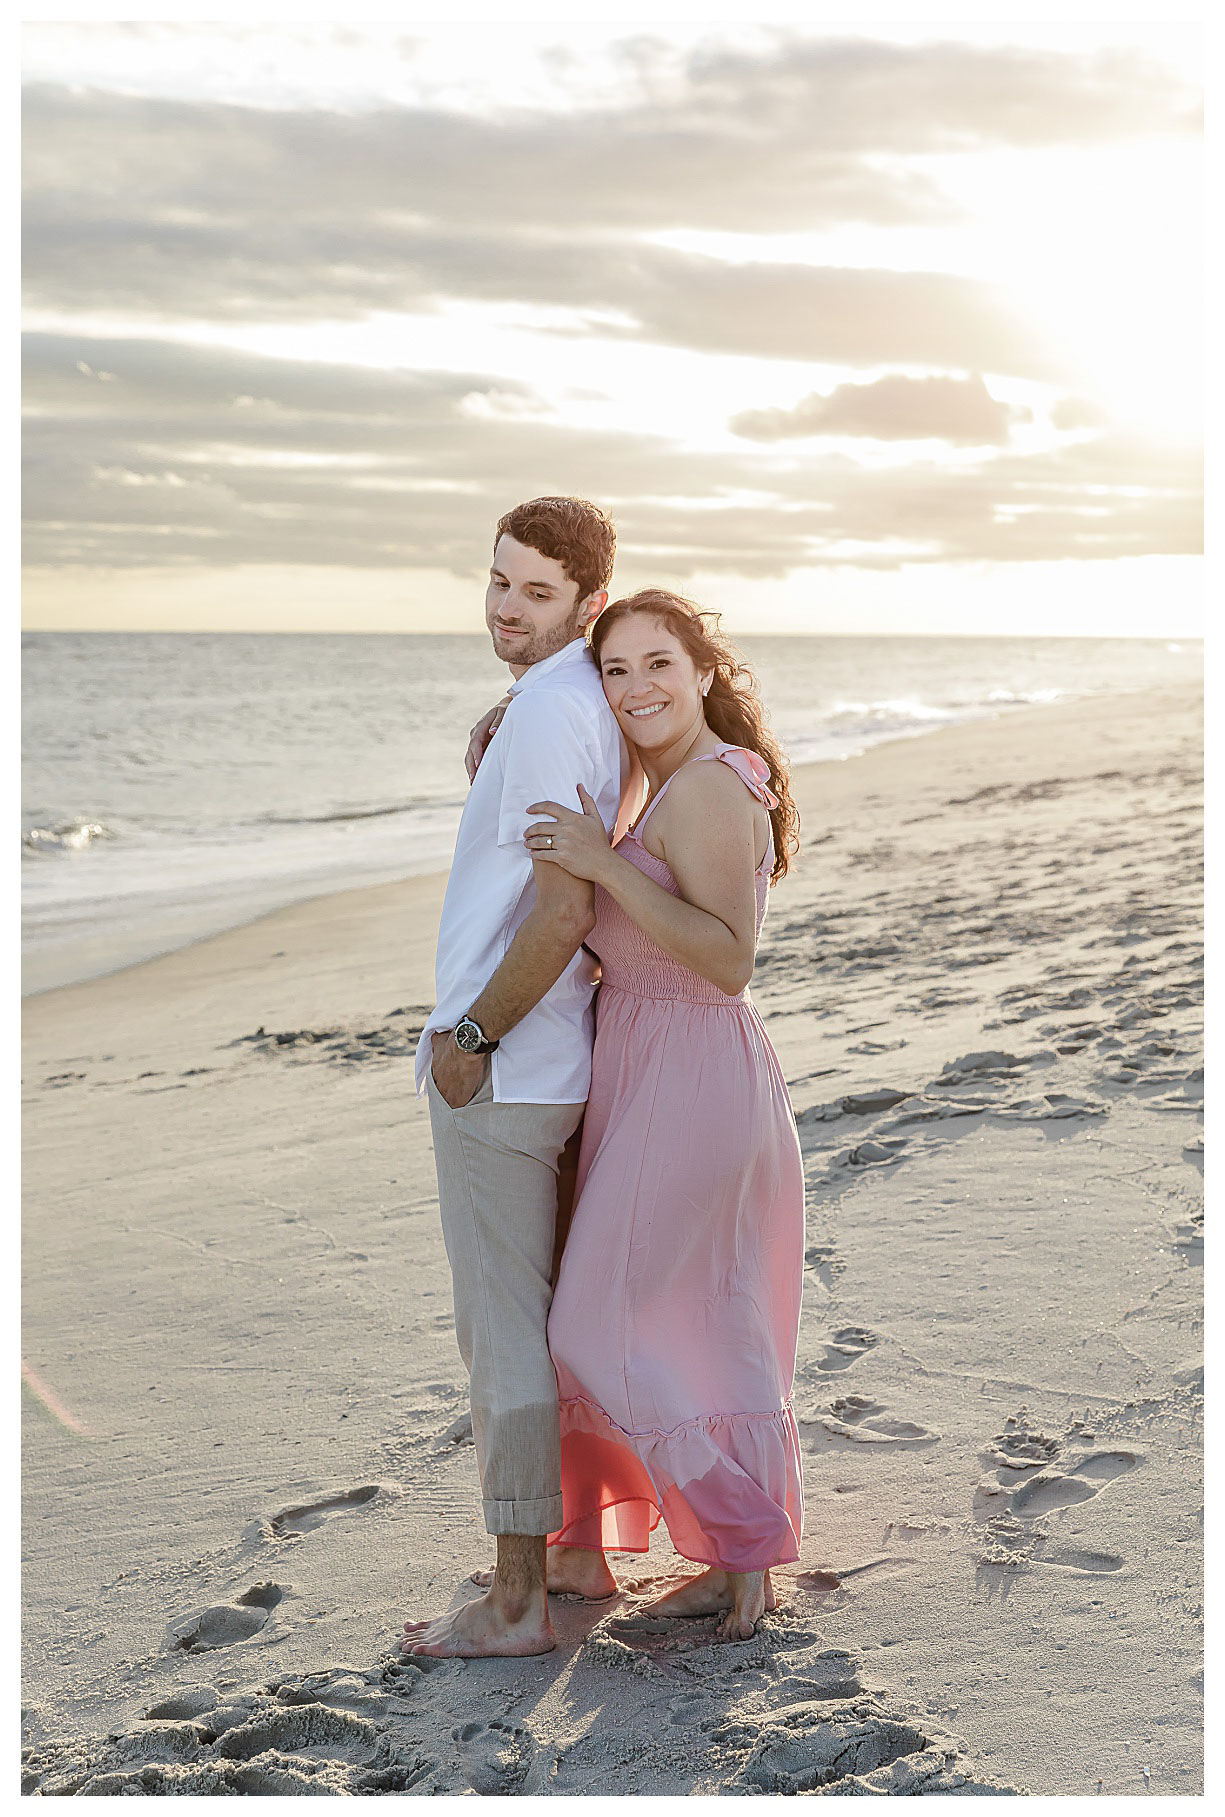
left=483, top=1492, right=563, bottom=1536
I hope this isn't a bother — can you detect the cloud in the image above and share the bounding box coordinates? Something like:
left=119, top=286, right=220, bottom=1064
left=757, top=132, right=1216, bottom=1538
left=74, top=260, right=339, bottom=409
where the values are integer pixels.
left=678, top=35, right=1198, bottom=149
left=22, top=38, right=1197, bottom=230
left=731, top=373, right=1026, bottom=443
left=20, top=32, right=1199, bottom=364
left=17, top=78, right=954, bottom=243
left=22, top=333, right=1202, bottom=578
left=19, top=35, right=1202, bottom=602
left=22, top=200, right=1064, bottom=379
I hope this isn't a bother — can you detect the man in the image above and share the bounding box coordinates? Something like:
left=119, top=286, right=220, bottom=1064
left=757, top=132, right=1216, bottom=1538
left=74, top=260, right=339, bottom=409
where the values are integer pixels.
left=402, top=497, right=627, bottom=1658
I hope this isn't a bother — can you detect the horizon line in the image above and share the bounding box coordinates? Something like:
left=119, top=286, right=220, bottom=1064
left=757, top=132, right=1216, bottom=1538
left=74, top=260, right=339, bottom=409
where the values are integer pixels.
left=19, top=626, right=1205, bottom=642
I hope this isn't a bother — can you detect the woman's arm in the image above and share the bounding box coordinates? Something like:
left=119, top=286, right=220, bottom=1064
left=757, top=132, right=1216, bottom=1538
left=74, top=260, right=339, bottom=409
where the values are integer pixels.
left=527, top=763, right=761, bottom=994
left=465, top=694, right=512, bottom=782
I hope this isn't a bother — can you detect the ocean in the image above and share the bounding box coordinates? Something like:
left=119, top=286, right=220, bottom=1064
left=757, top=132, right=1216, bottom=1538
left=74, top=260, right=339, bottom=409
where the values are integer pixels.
left=22, top=631, right=1202, bottom=995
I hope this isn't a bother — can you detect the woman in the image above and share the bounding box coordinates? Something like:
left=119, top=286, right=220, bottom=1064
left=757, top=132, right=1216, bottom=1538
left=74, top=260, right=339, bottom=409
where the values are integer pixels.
left=522, top=589, right=804, bottom=1641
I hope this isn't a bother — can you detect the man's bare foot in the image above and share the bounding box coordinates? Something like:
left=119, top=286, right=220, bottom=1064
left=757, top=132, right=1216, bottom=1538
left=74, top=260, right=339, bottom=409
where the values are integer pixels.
left=639, top=1566, right=776, bottom=1623
left=401, top=1534, right=555, bottom=1658
left=400, top=1585, right=555, bottom=1658
left=468, top=1544, right=617, bottom=1602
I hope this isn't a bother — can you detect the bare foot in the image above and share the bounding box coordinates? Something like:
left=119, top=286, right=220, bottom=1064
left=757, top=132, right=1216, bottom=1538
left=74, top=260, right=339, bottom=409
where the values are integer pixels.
left=714, top=1571, right=768, bottom=1641
left=400, top=1585, right=555, bottom=1658
left=402, top=1534, right=555, bottom=1658
left=468, top=1544, right=618, bottom=1602
left=639, top=1566, right=776, bottom=1622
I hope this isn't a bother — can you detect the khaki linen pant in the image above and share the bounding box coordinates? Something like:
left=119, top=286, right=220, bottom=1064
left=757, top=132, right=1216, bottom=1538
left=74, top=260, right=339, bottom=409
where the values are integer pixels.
left=426, top=1061, right=584, bottom=1535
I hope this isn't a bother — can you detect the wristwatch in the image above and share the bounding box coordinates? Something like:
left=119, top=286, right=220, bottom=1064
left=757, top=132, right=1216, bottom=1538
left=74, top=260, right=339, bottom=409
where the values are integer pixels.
left=453, top=1013, right=500, bottom=1055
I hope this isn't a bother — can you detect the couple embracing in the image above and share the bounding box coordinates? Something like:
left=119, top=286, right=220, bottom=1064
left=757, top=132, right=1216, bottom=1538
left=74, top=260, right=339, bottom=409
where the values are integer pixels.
left=402, top=496, right=805, bottom=1659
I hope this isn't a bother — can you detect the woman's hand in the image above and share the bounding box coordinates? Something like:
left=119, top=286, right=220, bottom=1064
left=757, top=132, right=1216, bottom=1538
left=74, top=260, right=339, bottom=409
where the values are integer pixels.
left=465, top=695, right=512, bottom=782
left=525, top=786, right=614, bottom=883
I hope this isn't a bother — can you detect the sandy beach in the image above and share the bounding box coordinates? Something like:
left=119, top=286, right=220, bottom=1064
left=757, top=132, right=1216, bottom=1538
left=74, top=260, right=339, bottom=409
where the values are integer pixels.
left=21, top=681, right=1203, bottom=1796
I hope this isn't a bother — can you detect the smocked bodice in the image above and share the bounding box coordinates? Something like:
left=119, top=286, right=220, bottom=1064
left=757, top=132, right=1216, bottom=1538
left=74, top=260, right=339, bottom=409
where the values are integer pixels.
left=588, top=745, right=776, bottom=1006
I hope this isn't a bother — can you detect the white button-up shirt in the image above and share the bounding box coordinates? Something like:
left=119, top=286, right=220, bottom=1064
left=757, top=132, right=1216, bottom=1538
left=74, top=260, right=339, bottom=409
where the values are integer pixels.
left=415, top=638, right=628, bottom=1104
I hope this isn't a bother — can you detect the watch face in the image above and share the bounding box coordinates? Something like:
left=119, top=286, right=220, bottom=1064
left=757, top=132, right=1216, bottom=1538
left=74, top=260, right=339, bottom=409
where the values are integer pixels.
left=454, top=1019, right=481, bottom=1052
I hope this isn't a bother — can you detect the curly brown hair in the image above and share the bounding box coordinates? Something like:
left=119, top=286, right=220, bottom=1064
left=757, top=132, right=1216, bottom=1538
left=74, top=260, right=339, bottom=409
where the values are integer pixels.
left=591, top=589, right=800, bottom=884
left=494, top=497, right=616, bottom=604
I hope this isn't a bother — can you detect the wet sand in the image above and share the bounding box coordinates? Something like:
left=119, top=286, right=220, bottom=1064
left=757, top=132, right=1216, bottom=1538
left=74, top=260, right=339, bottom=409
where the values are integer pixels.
left=21, top=682, right=1203, bottom=1795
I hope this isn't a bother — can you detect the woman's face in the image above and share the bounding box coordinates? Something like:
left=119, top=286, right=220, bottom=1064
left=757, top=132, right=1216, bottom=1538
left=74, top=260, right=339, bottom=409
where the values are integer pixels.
left=596, top=614, right=712, bottom=751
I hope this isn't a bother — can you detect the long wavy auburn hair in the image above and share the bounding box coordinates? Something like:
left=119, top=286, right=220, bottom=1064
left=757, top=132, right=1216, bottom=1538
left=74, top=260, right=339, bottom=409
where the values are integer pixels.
left=590, top=588, right=799, bottom=884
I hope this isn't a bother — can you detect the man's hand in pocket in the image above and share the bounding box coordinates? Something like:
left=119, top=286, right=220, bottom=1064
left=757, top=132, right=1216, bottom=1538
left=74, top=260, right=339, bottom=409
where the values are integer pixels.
left=430, top=1030, right=489, bottom=1109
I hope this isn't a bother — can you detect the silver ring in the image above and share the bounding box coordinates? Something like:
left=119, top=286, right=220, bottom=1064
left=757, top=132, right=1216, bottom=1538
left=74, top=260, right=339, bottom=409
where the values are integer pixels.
left=545, top=835, right=553, bottom=847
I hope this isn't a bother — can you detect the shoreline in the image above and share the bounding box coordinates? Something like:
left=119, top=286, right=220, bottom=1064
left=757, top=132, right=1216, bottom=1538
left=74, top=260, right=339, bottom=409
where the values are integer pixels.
left=22, top=679, right=1203, bottom=1795
left=20, top=676, right=1198, bottom=1002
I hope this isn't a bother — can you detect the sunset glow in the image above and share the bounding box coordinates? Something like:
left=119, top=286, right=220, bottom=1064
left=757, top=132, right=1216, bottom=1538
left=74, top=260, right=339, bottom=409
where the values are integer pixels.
left=21, top=16, right=1203, bottom=635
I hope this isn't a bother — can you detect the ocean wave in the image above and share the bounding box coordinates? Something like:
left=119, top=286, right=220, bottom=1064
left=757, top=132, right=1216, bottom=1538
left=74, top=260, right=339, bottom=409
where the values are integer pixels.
left=825, top=696, right=965, bottom=725
left=23, top=820, right=116, bottom=855
left=255, top=797, right=456, bottom=827
left=779, top=684, right=1071, bottom=769
left=986, top=687, right=1062, bottom=705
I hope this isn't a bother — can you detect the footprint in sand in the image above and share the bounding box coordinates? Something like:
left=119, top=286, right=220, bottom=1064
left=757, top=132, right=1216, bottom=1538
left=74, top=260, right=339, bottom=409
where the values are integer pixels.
left=1009, top=1449, right=1140, bottom=1519
left=1171, top=1215, right=1204, bottom=1262
left=144, top=1688, right=221, bottom=1720
left=982, top=1409, right=1062, bottom=1471
left=720, top=1708, right=935, bottom=1795
left=213, top=1702, right=380, bottom=1764
left=761, top=1658, right=866, bottom=1703
left=844, top=1138, right=907, bottom=1168
left=28, top=1689, right=438, bottom=1796
left=1033, top=1544, right=1124, bottom=1574
left=815, top=1328, right=879, bottom=1373
left=794, top=1558, right=917, bottom=1598
left=453, top=1719, right=535, bottom=1795
left=227, top=1019, right=423, bottom=1069
left=814, top=1393, right=938, bottom=1448
left=933, top=1050, right=1028, bottom=1087
left=268, top=1485, right=381, bottom=1539
left=166, top=1582, right=284, bottom=1652
left=803, top=1241, right=842, bottom=1289
left=977, top=1513, right=1125, bottom=1578
left=435, top=1412, right=474, bottom=1449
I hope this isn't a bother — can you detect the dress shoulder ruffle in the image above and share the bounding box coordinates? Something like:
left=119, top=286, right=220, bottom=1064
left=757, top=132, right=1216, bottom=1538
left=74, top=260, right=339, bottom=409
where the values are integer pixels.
left=714, top=744, right=780, bottom=810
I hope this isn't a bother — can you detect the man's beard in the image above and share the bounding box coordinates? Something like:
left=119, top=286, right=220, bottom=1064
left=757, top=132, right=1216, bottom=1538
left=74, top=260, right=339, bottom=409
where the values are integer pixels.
left=492, top=610, right=585, bottom=669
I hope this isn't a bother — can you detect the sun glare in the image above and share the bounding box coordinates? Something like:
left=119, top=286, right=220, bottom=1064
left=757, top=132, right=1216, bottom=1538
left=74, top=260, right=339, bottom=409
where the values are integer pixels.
left=928, top=141, right=1202, bottom=440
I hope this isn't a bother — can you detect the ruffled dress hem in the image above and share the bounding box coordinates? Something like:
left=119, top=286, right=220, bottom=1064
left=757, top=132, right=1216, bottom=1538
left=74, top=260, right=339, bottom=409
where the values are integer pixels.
left=548, top=1391, right=803, bottom=1572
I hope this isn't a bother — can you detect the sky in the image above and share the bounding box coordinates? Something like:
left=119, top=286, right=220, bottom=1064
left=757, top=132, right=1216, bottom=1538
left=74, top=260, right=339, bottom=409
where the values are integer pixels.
left=20, top=8, right=1204, bottom=635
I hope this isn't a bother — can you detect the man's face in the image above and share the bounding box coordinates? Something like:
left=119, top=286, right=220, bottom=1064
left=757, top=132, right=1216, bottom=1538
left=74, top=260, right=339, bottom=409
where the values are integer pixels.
left=485, top=534, right=603, bottom=676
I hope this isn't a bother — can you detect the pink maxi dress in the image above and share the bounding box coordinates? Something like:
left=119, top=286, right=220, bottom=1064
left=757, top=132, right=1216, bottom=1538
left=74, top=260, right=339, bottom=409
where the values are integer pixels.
left=547, top=743, right=805, bottom=1572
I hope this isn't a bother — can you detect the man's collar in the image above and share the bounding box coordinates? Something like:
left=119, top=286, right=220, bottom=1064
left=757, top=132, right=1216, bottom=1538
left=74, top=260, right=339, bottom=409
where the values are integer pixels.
left=506, top=636, right=591, bottom=697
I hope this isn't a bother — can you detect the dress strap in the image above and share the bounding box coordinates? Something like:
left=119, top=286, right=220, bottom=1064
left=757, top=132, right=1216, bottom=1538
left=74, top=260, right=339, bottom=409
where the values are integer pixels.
left=628, top=743, right=779, bottom=840
left=627, top=766, right=684, bottom=838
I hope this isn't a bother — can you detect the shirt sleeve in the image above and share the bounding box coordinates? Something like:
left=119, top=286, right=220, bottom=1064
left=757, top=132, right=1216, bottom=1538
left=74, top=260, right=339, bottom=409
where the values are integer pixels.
left=494, top=689, right=607, bottom=851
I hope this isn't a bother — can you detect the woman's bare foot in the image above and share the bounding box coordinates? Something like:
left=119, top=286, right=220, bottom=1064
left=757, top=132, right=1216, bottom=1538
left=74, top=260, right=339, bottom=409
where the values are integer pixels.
left=639, top=1566, right=776, bottom=1622
left=468, top=1544, right=618, bottom=1601
left=714, top=1571, right=768, bottom=1641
